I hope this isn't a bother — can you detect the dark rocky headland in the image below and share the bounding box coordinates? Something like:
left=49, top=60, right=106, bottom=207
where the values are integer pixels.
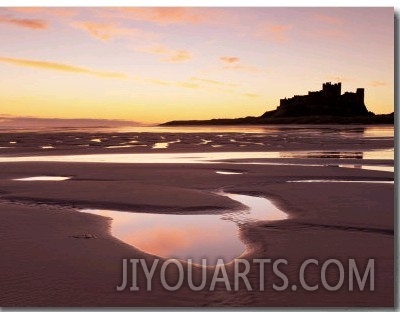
left=162, top=82, right=394, bottom=125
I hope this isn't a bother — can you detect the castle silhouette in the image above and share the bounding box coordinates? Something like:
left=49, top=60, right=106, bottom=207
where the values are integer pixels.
left=262, top=82, right=371, bottom=118
left=163, top=81, right=394, bottom=125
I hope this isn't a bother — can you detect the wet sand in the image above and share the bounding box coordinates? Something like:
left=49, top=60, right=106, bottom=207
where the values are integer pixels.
left=0, top=126, right=394, bottom=307
left=0, top=125, right=394, bottom=156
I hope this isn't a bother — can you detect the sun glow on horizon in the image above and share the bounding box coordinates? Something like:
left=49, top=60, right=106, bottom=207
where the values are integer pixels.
left=0, top=7, right=394, bottom=123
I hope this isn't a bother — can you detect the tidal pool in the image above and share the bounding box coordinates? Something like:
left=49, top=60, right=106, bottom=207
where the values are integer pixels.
left=152, top=142, right=169, bottom=149
left=13, top=176, right=71, bottom=181
left=338, top=164, right=394, bottom=172
left=216, top=170, right=244, bottom=175
left=105, top=145, right=135, bottom=149
left=81, top=192, right=287, bottom=266
left=287, top=179, right=393, bottom=184
left=279, top=149, right=394, bottom=160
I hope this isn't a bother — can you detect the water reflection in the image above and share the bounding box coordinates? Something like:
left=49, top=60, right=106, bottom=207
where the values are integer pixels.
left=152, top=142, right=169, bottom=149
left=105, top=145, right=135, bottom=149
left=363, top=149, right=394, bottom=160
left=287, top=179, right=393, bottom=184
left=0, top=149, right=393, bottom=163
left=222, top=193, right=287, bottom=223
left=280, top=151, right=364, bottom=159
left=13, top=176, right=71, bottom=181
left=152, top=139, right=181, bottom=149
left=216, top=170, right=244, bottom=175
left=339, top=164, right=394, bottom=172
left=364, top=127, right=394, bottom=138
left=81, top=192, right=287, bottom=265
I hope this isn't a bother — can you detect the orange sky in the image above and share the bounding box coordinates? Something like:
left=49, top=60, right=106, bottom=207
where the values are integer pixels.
left=0, top=7, right=394, bottom=123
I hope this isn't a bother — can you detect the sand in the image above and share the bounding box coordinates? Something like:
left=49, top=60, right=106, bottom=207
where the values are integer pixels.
left=0, top=126, right=394, bottom=307
left=0, top=125, right=394, bottom=156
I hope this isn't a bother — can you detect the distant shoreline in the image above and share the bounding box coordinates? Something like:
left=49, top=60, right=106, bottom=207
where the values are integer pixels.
left=161, top=113, right=394, bottom=126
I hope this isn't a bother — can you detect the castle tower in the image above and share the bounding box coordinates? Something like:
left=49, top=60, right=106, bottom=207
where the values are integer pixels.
left=337, top=82, right=342, bottom=96
left=322, top=82, right=341, bottom=97
left=356, top=88, right=365, bottom=104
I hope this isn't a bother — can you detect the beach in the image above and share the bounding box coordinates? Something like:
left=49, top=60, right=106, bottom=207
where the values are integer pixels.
left=0, top=125, right=394, bottom=307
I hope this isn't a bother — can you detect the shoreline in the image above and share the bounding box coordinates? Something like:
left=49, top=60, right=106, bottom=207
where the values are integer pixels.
left=0, top=146, right=394, bottom=159
left=0, top=125, right=394, bottom=307
left=0, top=157, right=394, bottom=306
left=160, top=113, right=394, bottom=127
left=0, top=125, right=394, bottom=158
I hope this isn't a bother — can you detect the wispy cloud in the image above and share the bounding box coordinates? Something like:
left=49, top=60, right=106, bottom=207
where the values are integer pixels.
left=314, top=13, right=342, bottom=25
left=308, top=28, right=346, bottom=39
left=369, top=80, right=387, bottom=87
left=9, top=7, right=78, bottom=18
left=190, top=77, right=238, bottom=87
left=144, top=78, right=171, bottom=86
left=243, top=93, right=260, bottom=98
left=255, top=23, right=292, bottom=43
left=219, top=56, right=259, bottom=73
left=114, top=8, right=209, bottom=25
left=165, top=50, right=191, bottom=63
left=72, top=21, right=151, bottom=41
left=326, top=76, right=352, bottom=83
left=0, top=56, right=128, bottom=79
left=137, top=45, right=192, bottom=63
left=142, top=76, right=239, bottom=93
left=0, top=55, right=256, bottom=96
left=220, top=56, right=239, bottom=64
left=0, top=15, right=48, bottom=30
left=176, top=81, right=199, bottom=89
left=174, top=77, right=250, bottom=96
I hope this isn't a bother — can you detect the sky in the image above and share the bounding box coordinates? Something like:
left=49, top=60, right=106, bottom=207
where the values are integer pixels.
left=0, top=7, right=394, bottom=124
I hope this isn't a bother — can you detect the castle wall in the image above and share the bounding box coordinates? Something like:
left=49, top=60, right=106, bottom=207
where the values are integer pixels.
left=274, top=82, right=369, bottom=117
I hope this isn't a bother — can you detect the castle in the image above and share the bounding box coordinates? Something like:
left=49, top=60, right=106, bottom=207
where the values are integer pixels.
left=262, top=82, right=371, bottom=118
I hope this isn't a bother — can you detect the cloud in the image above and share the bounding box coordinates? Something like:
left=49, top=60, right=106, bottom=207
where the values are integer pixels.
left=140, top=76, right=238, bottom=92
left=190, top=77, right=238, bottom=88
left=166, top=50, right=191, bottom=63
left=369, top=81, right=387, bottom=87
left=9, top=7, right=78, bottom=18
left=220, top=56, right=259, bottom=72
left=220, top=56, right=239, bottom=64
left=256, top=23, right=292, bottom=43
left=137, top=45, right=192, bottom=63
left=304, top=14, right=346, bottom=39
left=314, top=13, right=342, bottom=25
left=243, top=93, right=260, bottom=98
left=326, top=76, right=352, bottom=83
left=72, top=21, right=150, bottom=41
left=176, top=81, right=199, bottom=89
left=133, top=75, right=252, bottom=98
left=114, top=8, right=208, bottom=25
left=175, top=77, right=248, bottom=95
left=0, top=56, right=128, bottom=79
left=145, top=78, right=171, bottom=86
left=0, top=15, right=48, bottom=30
left=308, top=28, right=346, bottom=39
left=219, top=57, right=260, bottom=73
left=0, top=55, right=252, bottom=96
